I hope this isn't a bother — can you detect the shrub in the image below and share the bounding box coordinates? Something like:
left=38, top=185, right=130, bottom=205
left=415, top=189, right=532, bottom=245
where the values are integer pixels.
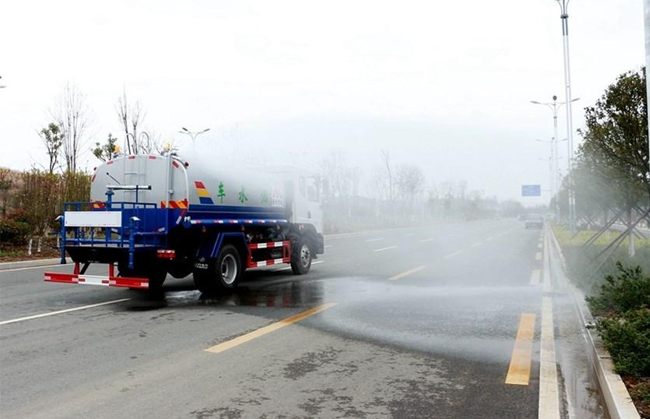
left=587, top=262, right=650, bottom=316
left=598, top=308, right=650, bottom=377
left=0, top=219, right=30, bottom=245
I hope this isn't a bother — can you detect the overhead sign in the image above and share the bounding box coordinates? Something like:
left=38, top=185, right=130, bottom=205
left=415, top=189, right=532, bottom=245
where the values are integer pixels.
left=522, top=185, right=541, bottom=197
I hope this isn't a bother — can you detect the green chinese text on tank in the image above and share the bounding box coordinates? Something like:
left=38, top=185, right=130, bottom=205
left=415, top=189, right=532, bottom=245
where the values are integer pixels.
left=238, top=186, right=248, bottom=203
left=218, top=182, right=226, bottom=203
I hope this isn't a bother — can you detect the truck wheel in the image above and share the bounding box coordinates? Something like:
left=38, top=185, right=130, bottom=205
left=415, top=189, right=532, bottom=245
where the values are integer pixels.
left=291, top=238, right=312, bottom=275
left=193, top=245, right=242, bottom=294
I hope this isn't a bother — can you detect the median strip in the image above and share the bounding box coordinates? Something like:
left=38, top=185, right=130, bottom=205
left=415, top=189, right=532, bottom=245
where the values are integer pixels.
left=505, top=313, right=536, bottom=385
left=388, top=265, right=426, bottom=281
left=204, top=303, right=338, bottom=354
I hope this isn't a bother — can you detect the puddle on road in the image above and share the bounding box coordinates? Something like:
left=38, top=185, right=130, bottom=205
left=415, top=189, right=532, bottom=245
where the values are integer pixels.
left=121, top=276, right=327, bottom=311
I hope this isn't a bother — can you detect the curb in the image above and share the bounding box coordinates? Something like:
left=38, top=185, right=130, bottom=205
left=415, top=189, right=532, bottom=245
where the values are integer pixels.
left=547, top=226, right=641, bottom=419
left=0, top=258, right=69, bottom=271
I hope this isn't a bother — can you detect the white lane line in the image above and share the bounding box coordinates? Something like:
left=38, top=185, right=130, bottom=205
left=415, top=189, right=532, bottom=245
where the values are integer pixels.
left=0, top=264, right=65, bottom=273
left=538, top=243, right=542, bottom=249
left=535, top=252, right=542, bottom=261
left=486, top=236, right=494, bottom=242
left=402, top=233, right=415, bottom=237
left=530, top=269, right=541, bottom=286
left=419, top=238, right=434, bottom=243
left=444, top=250, right=463, bottom=259
left=539, top=296, right=561, bottom=419
left=365, top=238, right=384, bottom=243
left=388, top=265, right=426, bottom=281
left=0, top=298, right=131, bottom=326
left=543, top=236, right=552, bottom=293
left=324, top=245, right=333, bottom=249
left=471, top=242, right=482, bottom=248
left=373, top=246, right=397, bottom=252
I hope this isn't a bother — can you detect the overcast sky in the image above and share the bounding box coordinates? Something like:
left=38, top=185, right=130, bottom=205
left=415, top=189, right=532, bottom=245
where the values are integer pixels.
left=0, top=0, right=645, bottom=204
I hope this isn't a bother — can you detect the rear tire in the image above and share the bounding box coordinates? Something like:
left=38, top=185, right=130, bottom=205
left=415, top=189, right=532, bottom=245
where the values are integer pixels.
left=291, top=237, right=312, bottom=275
left=193, top=245, right=242, bottom=294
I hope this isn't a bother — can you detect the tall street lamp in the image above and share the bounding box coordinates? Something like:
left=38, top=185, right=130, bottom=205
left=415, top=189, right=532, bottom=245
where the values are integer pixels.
left=535, top=137, right=565, bottom=218
left=179, top=127, right=210, bottom=143
left=556, top=0, right=577, bottom=232
left=531, top=96, right=579, bottom=218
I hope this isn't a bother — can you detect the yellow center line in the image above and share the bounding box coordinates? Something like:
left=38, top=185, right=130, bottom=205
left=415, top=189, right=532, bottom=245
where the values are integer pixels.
left=388, top=265, right=427, bottom=281
left=204, top=303, right=337, bottom=354
left=505, top=313, right=537, bottom=386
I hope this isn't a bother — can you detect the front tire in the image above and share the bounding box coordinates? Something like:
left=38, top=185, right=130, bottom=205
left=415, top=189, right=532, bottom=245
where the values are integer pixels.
left=291, top=237, right=312, bottom=275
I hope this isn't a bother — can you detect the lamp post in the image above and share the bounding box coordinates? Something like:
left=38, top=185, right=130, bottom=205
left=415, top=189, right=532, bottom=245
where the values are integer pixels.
left=555, top=0, right=577, bottom=232
left=530, top=96, right=579, bottom=222
left=536, top=138, right=565, bottom=218
left=179, top=127, right=210, bottom=143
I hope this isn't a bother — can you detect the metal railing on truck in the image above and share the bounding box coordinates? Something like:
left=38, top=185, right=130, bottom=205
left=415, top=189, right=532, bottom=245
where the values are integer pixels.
left=59, top=201, right=168, bottom=263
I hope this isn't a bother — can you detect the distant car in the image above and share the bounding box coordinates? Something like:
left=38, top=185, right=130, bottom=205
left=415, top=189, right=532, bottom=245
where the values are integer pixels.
left=525, top=214, right=544, bottom=229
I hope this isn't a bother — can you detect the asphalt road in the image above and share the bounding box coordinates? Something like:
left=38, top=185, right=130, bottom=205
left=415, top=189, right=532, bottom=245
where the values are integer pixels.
left=0, top=219, right=607, bottom=419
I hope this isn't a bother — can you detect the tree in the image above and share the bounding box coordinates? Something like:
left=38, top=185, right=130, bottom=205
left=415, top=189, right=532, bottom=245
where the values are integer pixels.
left=116, top=89, right=145, bottom=154
left=92, top=133, right=118, bottom=162
left=395, top=164, right=425, bottom=200
left=569, top=68, right=649, bottom=259
left=0, top=168, right=13, bottom=216
left=578, top=68, right=648, bottom=200
left=380, top=150, right=393, bottom=201
left=52, top=84, right=91, bottom=174
left=38, top=123, right=63, bottom=173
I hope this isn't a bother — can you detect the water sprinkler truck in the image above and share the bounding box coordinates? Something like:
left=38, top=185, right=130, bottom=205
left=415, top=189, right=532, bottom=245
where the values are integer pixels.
left=44, top=147, right=325, bottom=293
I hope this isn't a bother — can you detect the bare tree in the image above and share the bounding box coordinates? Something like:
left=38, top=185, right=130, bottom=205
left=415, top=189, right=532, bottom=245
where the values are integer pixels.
left=116, top=89, right=145, bottom=154
left=380, top=150, right=393, bottom=201
left=52, top=84, right=91, bottom=173
left=395, top=164, right=425, bottom=200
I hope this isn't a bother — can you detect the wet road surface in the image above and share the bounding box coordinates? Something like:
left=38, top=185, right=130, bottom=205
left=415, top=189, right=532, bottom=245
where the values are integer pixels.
left=0, top=219, right=607, bottom=418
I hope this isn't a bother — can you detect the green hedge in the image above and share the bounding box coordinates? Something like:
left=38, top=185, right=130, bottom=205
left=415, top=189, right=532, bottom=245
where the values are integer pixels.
left=0, top=219, right=30, bottom=245
left=588, top=263, right=650, bottom=377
